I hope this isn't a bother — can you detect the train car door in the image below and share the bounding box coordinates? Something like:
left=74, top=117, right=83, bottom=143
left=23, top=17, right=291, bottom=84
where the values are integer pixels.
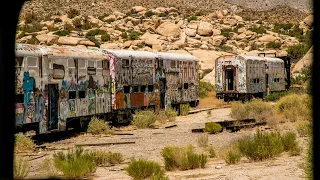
left=224, top=66, right=235, bottom=91
left=48, top=84, right=59, bottom=131
left=159, top=78, right=166, bottom=109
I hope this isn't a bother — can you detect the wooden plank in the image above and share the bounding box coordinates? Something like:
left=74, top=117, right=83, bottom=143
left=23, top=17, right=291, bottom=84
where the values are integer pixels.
left=164, top=124, right=177, bottom=128
left=76, top=141, right=136, bottom=147
left=113, top=132, right=134, bottom=135
left=191, top=128, right=204, bottom=133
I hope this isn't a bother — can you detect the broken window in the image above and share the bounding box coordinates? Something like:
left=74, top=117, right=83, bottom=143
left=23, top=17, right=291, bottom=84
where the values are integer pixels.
left=148, top=85, right=154, bottom=92
left=132, top=86, right=139, bottom=93
left=170, top=60, right=176, bottom=68
left=69, top=91, right=76, bottom=99
left=78, top=59, right=87, bottom=76
left=96, top=61, right=103, bottom=75
left=16, top=94, right=24, bottom=103
left=124, top=86, right=130, bottom=93
left=79, top=91, right=86, bottom=98
left=184, top=83, right=189, bottom=89
left=140, top=85, right=146, bottom=92
left=122, top=59, right=130, bottom=67
left=87, top=60, right=96, bottom=75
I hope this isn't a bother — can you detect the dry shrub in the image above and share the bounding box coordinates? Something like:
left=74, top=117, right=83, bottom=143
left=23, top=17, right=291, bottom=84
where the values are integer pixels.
left=276, top=94, right=312, bottom=122
left=205, top=122, right=222, bottom=134
left=230, top=99, right=273, bottom=122
left=39, top=158, right=59, bottom=178
left=180, top=103, right=190, bottom=116
left=206, top=146, right=217, bottom=158
left=125, top=158, right=168, bottom=180
left=156, top=107, right=178, bottom=124
left=87, top=116, right=114, bottom=135
left=224, top=148, right=241, bottom=165
left=91, top=151, right=123, bottom=167
left=53, top=146, right=96, bottom=180
left=266, top=114, right=288, bottom=129
left=133, top=109, right=157, bottom=128
left=14, top=155, right=30, bottom=180
left=14, top=133, right=35, bottom=153
left=281, top=131, right=302, bottom=156
left=161, top=144, right=207, bottom=171
left=295, top=120, right=312, bottom=137
left=197, top=134, right=208, bottom=148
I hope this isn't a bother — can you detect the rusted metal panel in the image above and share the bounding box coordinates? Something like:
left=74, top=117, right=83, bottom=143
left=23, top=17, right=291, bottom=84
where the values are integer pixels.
left=130, top=93, right=144, bottom=108
left=116, top=91, right=125, bottom=109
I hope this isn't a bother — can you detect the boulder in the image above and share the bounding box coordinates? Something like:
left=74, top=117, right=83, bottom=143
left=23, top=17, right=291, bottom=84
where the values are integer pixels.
left=79, top=40, right=95, bottom=46
left=100, top=43, right=119, bottom=49
left=186, top=28, right=197, bottom=37
left=131, top=6, right=147, bottom=13
left=36, top=34, right=48, bottom=42
left=258, top=35, right=277, bottom=42
left=156, top=22, right=180, bottom=37
left=212, top=35, right=226, bottom=46
left=303, top=15, right=313, bottom=27
left=197, top=22, right=213, bottom=36
left=212, top=29, right=221, bottom=36
left=57, top=37, right=82, bottom=45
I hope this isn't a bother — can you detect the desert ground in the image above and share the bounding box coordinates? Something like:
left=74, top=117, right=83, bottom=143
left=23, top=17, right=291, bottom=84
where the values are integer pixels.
left=23, top=94, right=309, bottom=180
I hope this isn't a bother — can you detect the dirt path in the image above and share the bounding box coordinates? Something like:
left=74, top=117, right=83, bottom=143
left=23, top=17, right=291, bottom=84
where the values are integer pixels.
left=25, top=108, right=307, bottom=180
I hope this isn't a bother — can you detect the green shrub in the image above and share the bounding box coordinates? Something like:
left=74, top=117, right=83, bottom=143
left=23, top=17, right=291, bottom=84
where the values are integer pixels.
left=72, top=18, right=82, bottom=29
left=159, top=13, right=168, bottom=17
left=200, top=68, right=213, bottom=79
left=218, top=45, right=234, bottom=53
left=14, top=133, right=35, bottom=153
left=248, top=25, right=266, bottom=34
left=164, top=107, right=178, bottom=121
left=67, top=8, right=80, bottom=19
left=281, top=131, right=301, bottom=155
left=273, top=23, right=293, bottom=33
left=87, top=116, right=114, bottom=135
left=276, top=94, right=312, bottom=122
left=295, top=120, right=312, bottom=137
left=86, top=29, right=107, bottom=37
left=125, top=158, right=167, bottom=180
left=133, top=109, right=157, bottom=128
left=237, top=130, right=284, bottom=161
left=224, top=149, right=241, bottom=164
left=265, top=91, right=289, bottom=101
left=180, top=103, right=190, bottom=116
left=266, top=41, right=282, bottom=49
left=91, top=151, right=123, bottom=166
left=87, top=36, right=101, bottom=47
left=24, top=12, right=37, bottom=24
left=250, top=43, right=259, bottom=50
left=199, top=81, right=215, bottom=98
left=54, top=18, right=62, bottom=23
left=221, top=28, right=233, bottom=39
left=230, top=99, right=273, bottom=122
left=98, top=13, right=108, bottom=21
left=53, top=146, right=96, bottom=179
left=128, top=31, right=141, bottom=40
left=63, top=22, right=75, bottom=32
left=161, top=145, right=208, bottom=171
left=145, top=11, right=155, bottom=17
left=197, top=134, right=208, bottom=148
left=121, top=32, right=128, bottom=39
left=205, top=122, right=222, bottom=134
left=101, top=34, right=111, bottom=42
left=187, top=15, right=197, bottom=22
left=286, top=43, right=310, bottom=63
left=82, top=17, right=95, bottom=30
left=53, top=30, right=70, bottom=36
left=14, top=155, right=30, bottom=179
left=22, top=21, right=43, bottom=33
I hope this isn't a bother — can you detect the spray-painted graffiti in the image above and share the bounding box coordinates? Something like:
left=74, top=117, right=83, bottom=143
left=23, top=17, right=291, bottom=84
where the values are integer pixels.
left=23, top=72, right=35, bottom=104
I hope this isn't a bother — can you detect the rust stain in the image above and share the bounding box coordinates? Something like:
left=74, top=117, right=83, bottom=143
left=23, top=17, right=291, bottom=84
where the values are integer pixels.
left=116, top=91, right=125, bottom=109
left=130, top=93, right=144, bottom=108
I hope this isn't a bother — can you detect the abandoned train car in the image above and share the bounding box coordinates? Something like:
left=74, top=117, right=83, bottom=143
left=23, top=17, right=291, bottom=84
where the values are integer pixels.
left=15, top=43, right=199, bottom=134
left=215, top=54, right=288, bottom=101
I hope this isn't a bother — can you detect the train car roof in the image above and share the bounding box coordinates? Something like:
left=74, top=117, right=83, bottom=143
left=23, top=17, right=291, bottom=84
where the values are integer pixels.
left=15, top=43, right=42, bottom=57
left=236, top=55, right=284, bottom=63
left=156, top=52, right=197, bottom=61
left=102, top=49, right=157, bottom=59
left=40, top=45, right=106, bottom=60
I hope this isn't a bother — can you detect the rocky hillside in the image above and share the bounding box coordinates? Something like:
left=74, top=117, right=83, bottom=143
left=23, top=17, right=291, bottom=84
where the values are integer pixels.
left=16, top=5, right=313, bottom=84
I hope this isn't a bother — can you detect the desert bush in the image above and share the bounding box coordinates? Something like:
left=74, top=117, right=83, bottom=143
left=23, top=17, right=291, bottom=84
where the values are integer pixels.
left=266, top=41, right=282, bottom=49
left=281, top=131, right=301, bottom=156
left=198, top=81, right=215, bottom=98
left=230, top=99, right=273, bottom=122
left=67, top=8, right=80, bottom=19
left=86, top=29, right=107, bottom=37
left=187, top=15, right=197, bottom=22
left=72, top=18, right=82, bottom=29
left=295, top=120, right=312, bottom=137
left=39, top=158, right=59, bottom=178
left=286, top=43, right=310, bottom=63
left=180, top=103, right=190, bottom=116
left=101, top=33, right=111, bottom=42
left=22, top=21, right=43, bottom=33
left=128, top=31, right=141, bottom=40
left=53, top=146, right=96, bottom=179
left=161, top=144, right=207, bottom=170
left=218, top=45, right=234, bottom=53
left=26, top=34, right=40, bottom=45
left=145, top=11, right=155, bottom=17
left=53, top=30, right=70, bottom=36
left=87, top=36, right=101, bottom=47
left=248, top=25, right=266, bottom=34
left=207, top=110, right=212, bottom=117
left=14, top=133, right=35, bottom=153
left=206, top=146, right=216, bottom=158
left=273, top=23, right=293, bottom=33
left=250, top=43, right=259, bottom=50
left=197, top=134, right=208, bottom=148
left=133, top=109, right=157, bottom=128
left=87, top=116, right=114, bottom=135
left=237, top=130, right=284, bottom=161
left=14, top=155, right=30, bottom=180
left=91, top=151, right=123, bottom=166
left=205, top=122, right=222, bottom=134
left=121, top=32, right=128, bottom=39
left=24, top=12, right=37, bottom=24
left=224, top=148, right=241, bottom=164
left=125, top=158, right=167, bottom=180
left=221, top=28, right=233, bottom=39
left=276, top=94, right=312, bottom=122
left=54, top=18, right=62, bottom=23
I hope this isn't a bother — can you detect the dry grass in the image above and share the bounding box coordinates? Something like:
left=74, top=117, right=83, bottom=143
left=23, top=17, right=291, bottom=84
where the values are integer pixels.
left=14, top=155, right=30, bottom=180
left=91, top=151, right=124, bottom=167
left=295, top=120, right=312, bottom=137
left=197, top=134, right=208, bottom=148
left=197, top=92, right=224, bottom=109
left=156, top=107, right=178, bottom=124
left=133, top=109, right=157, bottom=128
left=14, top=133, right=35, bottom=153
left=87, top=116, right=114, bottom=135
left=39, top=158, right=60, bottom=178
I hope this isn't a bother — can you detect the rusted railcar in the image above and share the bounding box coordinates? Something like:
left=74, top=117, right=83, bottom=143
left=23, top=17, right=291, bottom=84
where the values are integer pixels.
left=215, top=54, right=288, bottom=101
left=15, top=43, right=199, bottom=135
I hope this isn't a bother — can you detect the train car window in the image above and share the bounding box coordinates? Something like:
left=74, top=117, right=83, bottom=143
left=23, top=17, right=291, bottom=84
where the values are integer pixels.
left=140, top=85, right=146, bottom=92
left=104, top=60, right=110, bottom=70
left=171, top=60, right=176, bottom=68
left=148, top=85, right=154, bottom=92
left=253, top=79, right=256, bottom=83
left=124, top=86, right=130, bottom=93
left=78, top=59, right=87, bottom=76
left=87, top=60, right=96, bottom=75
left=257, top=79, right=260, bottom=83
left=122, top=59, right=130, bottom=67
left=177, top=61, right=180, bottom=68
left=53, top=64, right=65, bottom=79
left=27, top=57, right=37, bottom=67
left=68, top=59, right=75, bottom=68
left=69, top=91, right=76, bottom=99
left=96, top=61, right=103, bottom=75
left=79, top=91, right=86, bottom=98
left=184, top=83, right=189, bottom=89
left=16, top=94, right=24, bottom=103
left=132, top=86, right=139, bottom=93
